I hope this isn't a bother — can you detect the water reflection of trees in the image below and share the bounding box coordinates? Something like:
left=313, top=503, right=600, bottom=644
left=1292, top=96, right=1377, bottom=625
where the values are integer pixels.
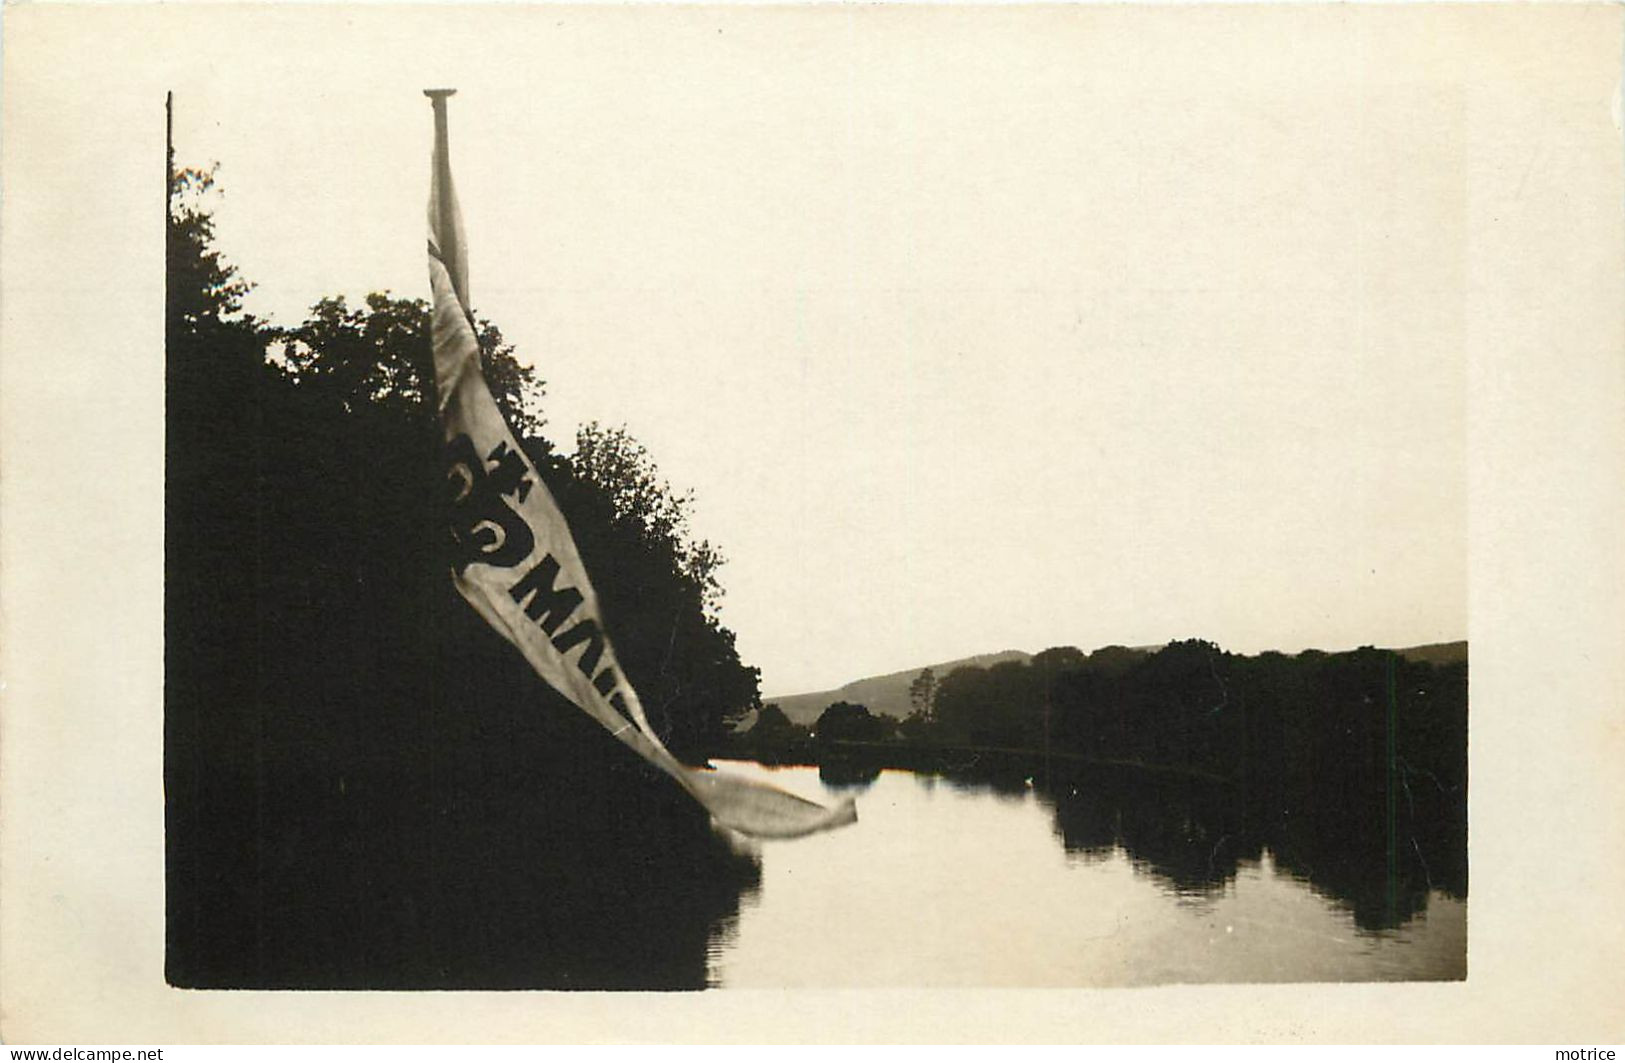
left=935, top=762, right=1033, bottom=800
left=930, top=760, right=1463, bottom=932
left=818, top=759, right=883, bottom=791
left=169, top=587, right=761, bottom=989
left=849, top=640, right=1468, bottom=934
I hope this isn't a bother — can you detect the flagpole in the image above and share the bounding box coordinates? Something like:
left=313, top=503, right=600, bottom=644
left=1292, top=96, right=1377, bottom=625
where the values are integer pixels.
left=424, top=89, right=474, bottom=333
left=424, top=89, right=459, bottom=281
left=165, top=91, right=175, bottom=343
left=424, top=87, right=456, bottom=166
left=165, top=90, right=174, bottom=212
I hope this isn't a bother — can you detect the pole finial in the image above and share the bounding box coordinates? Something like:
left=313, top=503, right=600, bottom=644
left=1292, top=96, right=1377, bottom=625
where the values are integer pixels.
left=424, top=88, right=457, bottom=103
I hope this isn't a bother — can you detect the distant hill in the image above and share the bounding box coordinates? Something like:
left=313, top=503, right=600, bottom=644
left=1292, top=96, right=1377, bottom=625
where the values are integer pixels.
left=766, top=650, right=1032, bottom=725
left=1393, top=641, right=1469, bottom=667
left=760, top=639, right=1467, bottom=727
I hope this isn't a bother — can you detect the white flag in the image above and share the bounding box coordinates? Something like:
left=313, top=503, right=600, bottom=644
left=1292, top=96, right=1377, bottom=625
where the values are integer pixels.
left=423, top=91, right=856, bottom=839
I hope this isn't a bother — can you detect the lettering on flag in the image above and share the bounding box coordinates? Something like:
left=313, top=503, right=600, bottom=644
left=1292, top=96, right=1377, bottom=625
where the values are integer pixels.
left=445, top=434, right=535, bottom=572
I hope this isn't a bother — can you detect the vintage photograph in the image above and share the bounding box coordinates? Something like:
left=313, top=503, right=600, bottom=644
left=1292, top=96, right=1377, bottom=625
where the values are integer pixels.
left=9, top=0, right=1625, bottom=1043
left=158, top=6, right=1482, bottom=1001
left=159, top=7, right=1476, bottom=991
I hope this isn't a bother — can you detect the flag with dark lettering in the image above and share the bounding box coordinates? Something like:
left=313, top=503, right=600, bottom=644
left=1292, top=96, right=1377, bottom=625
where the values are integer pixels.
left=423, top=91, right=856, bottom=839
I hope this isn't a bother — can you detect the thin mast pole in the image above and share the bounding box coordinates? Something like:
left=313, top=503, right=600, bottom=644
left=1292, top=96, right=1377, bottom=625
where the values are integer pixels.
left=165, top=91, right=174, bottom=335
left=166, top=91, right=174, bottom=215
left=423, top=88, right=463, bottom=305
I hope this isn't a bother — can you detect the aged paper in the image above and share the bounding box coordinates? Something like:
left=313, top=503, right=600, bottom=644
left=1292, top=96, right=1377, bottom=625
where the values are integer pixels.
left=3, top=2, right=1622, bottom=1042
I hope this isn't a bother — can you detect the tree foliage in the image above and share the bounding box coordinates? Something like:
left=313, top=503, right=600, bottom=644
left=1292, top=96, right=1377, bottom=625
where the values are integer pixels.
left=748, top=703, right=808, bottom=743
left=167, top=166, right=255, bottom=332
left=166, top=165, right=759, bottom=760
left=274, top=293, right=547, bottom=437
left=166, top=163, right=763, bottom=987
left=907, top=666, right=937, bottom=717
left=571, top=423, right=726, bottom=620
left=813, top=701, right=893, bottom=744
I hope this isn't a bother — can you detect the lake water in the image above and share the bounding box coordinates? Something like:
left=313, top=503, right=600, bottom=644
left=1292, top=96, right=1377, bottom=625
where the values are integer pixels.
left=704, top=759, right=1465, bottom=987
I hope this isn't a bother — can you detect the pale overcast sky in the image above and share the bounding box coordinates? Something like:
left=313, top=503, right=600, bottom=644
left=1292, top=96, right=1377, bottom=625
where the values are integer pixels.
left=157, top=6, right=1470, bottom=695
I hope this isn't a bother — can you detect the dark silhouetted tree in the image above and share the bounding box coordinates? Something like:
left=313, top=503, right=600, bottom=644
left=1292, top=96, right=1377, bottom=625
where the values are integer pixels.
left=556, top=422, right=759, bottom=756
left=747, top=703, right=808, bottom=745
left=907, top=666, right=937, bottom=718
left=813, top=701, right=892, bottom=744
left=1032, top=646, right=1087, bottom=675
left=165, top=162, right=762, bottom=989
left=931, top=665, right=987, bottom=742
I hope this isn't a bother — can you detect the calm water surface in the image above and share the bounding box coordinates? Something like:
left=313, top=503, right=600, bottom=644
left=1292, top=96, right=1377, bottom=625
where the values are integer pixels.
left=705, top=759, right=1465, bottom=987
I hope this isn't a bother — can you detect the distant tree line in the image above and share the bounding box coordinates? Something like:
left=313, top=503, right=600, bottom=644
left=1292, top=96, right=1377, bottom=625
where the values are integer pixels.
left=750, top=640, right=1464, bottom=797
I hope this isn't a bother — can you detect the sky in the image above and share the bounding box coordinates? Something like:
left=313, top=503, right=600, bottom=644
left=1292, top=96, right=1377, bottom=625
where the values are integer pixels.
left=158, top=6, right=1466, bottom=695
